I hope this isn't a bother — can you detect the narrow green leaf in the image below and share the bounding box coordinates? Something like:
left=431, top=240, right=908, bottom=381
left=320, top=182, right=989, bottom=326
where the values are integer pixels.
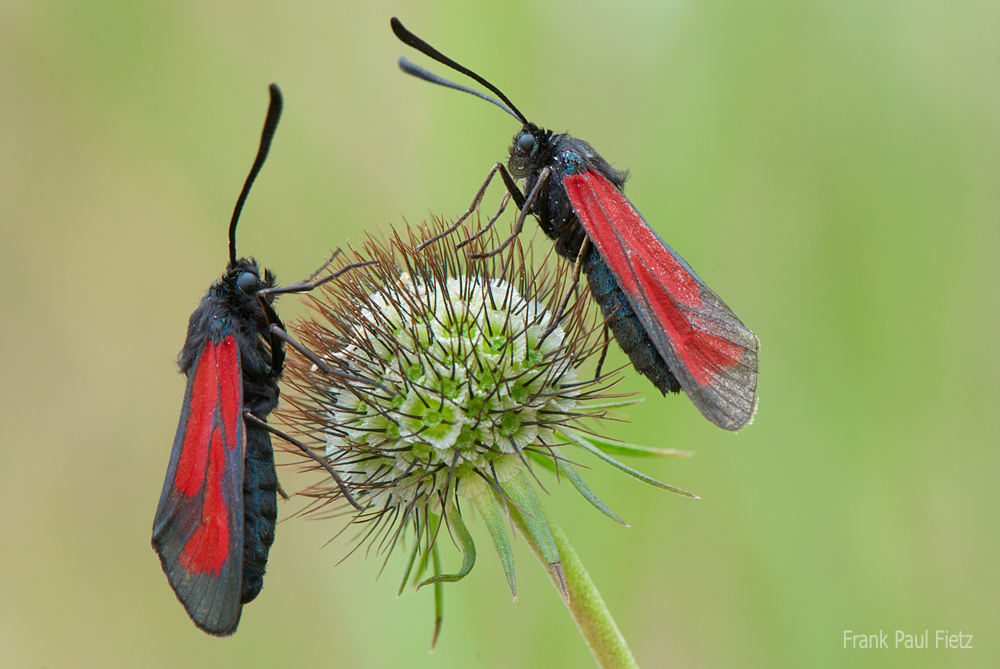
left=413, top=512, right=439, bottom=584
left=558, top=428, right=699, bottom=498
left=431, top=543, right=443, bottom=651
left=398, top=531, right=421, bottom=596
left=474, top=490, right=517, bottom=598
left=502, top=473, right=568, bottom=601
left=551, top=446, right=628, bottom=525
left=584, top=433, right=692, bottom=458
left=418, top=503, right=476, bottom=587
left=529, top=447, right=627, bottom=525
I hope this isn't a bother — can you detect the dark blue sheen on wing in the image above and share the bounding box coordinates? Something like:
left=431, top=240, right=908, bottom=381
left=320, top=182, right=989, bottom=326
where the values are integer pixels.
left=583, top=246, right=681, bottom=394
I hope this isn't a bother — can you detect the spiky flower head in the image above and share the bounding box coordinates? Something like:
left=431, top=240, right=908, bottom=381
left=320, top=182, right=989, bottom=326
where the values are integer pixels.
left=278, top=220, right=693, bottom=642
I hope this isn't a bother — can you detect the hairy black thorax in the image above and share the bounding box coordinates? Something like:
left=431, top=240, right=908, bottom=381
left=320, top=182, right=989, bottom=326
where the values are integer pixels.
left=508, top=123, right=628, bottom=262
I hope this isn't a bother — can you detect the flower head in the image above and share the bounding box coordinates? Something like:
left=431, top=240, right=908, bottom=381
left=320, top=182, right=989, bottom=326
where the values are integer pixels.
left=278, top=219, right=693, bottom=643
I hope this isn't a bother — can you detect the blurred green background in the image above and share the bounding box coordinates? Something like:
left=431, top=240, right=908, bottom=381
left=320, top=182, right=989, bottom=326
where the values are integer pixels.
left=1, top=1, right=997, bottom=667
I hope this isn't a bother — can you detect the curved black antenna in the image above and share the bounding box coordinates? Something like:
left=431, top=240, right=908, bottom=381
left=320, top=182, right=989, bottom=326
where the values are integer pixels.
left=229, top=83, right=283, bottom=266
left=398, top=58, right=520, bottom=122
left=390, top=17, right=529, bottom=126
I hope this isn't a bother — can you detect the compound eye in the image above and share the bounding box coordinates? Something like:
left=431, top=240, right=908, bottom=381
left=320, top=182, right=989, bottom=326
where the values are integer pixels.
left=237, top=271, right=259, bottom=294
left=516, top=132, right=535, bottom=155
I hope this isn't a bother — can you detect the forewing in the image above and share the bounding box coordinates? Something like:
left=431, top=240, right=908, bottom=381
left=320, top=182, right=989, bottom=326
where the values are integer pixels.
left=152, top=334, right=246, bottom=635
left=564, top=170, right=759, bottom=430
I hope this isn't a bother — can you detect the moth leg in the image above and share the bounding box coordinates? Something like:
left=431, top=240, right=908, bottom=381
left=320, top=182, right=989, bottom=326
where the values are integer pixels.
left=498, top=162, right=527, bottom=209
left=244, top=411, right=363, bottom=511
left=256, top=255, right=383, bottom=387
left=469, top=167, right=549, bottom=260
left=541, top=234, right=589, bottom=341
left=416, top=162, right=516, bottom=251
left=594, top=322, right=611, bottom=381
left=455, top=191, right=511, bottom=249
left=457, top=163, right=527, bottom=248
left=266, top=325, right=391, bottom=393
left=258, top=254, right=378, bottom=298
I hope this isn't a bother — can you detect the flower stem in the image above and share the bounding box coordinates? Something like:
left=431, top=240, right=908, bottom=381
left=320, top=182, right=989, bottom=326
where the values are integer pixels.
left=510, top=506, right=639, bottom=669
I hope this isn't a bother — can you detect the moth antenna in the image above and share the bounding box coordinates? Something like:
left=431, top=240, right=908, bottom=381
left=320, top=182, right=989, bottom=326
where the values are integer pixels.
left=229, top=83, right=283, bottom=266
left=391, top=17, right=528, bottom=125
left=397, top=58, right=521, bottom=122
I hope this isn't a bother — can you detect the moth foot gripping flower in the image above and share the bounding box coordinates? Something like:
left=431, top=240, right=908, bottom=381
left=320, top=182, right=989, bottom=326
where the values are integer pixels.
left=277, top=219, right=695, bottom=654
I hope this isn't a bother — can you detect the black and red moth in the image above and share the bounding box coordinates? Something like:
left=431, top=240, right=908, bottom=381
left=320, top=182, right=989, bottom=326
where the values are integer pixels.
left=391, top=18, right=759, bottom=431
left=152, top=85, right=288, bottom=636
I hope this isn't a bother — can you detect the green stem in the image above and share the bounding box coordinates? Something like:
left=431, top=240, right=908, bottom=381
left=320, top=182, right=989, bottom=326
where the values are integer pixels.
left=510, top=506, right=638, bottom=669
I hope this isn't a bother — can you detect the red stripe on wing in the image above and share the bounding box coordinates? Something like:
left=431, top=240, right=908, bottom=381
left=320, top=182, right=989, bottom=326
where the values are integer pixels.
left=566, top=173, right=702, bottom=308
left=173, top=336, right=241, bottom=575
left=564, top=170, right=758, bottom=429
left=632, top=261, right=747, bottom=385
left=176, top=426, right=231, bottom=576
left=152, top=333, right=245, bottom=634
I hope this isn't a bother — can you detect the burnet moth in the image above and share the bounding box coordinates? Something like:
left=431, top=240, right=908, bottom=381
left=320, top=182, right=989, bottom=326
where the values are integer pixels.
left=391, top=18, right=759, bottom=431
left=152, top=84, right=368, bottom=635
